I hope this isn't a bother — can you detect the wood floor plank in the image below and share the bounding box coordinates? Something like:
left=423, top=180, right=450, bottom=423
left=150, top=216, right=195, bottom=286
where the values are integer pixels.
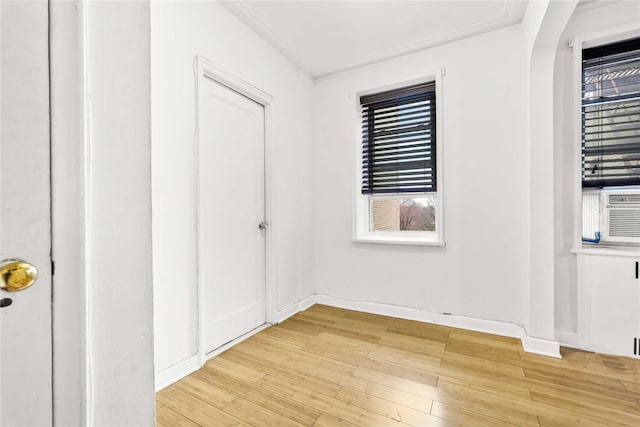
left=444, top=337, right=522, bottom=361
left=259, top=374, right=414, bottom=426
left=157, top=304, right=640, bottom=426
left=260, top=323, right=316, bottom=345
left=312, top=413, right=358, bottom=426
left=523, top=367, right=640, bottom=406
left=530, top=391, right=640, bottom=427
left=439, top=349, right=526, bottom=377
left=156, top=387, right=247, bottom=426
left=620, top=379, right=640, bottom=393
left=386, top=321, right=451, bottom=343
left=315, top=331, right=380, bottom=352
left=340, top=375, right=434, bottom=412
left=352, top=366, right=439, bottom=393
left=173, top=375, right=236, bottom=409
left=280, top=317, right=382, bottom=343
left=333, top=306, right=398, bottom=326
left=335, top=388, right=447, bottom=426
left=222, top=398, right=306, bottom=427
left=156, top=401, right=200, bottom=427
left=430, top=401, right=520, bottom=427
left=367, top=347, right=442, bottom=372
left=377, top=330, right=447, bottom=354
left=447, top=330, right=522, bottom=350
left=433, top=380, right=540, bottom=426
left=221, top=348, right=344, bottom=397
left=434, top=363, right=533, bottom=399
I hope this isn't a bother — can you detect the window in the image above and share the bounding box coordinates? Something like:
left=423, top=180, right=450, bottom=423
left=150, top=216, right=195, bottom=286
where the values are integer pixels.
left=581, top=37, right=640, bottom=245
left=582, top=37, right=640, bottom=189
left=355, top=80, right=443, bottom=245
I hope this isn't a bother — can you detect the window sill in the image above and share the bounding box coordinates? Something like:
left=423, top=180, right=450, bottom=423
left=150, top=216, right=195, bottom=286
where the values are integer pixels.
left=571, top=246, right=640, bottom=258
left=353, top=233, right=445, bottom=246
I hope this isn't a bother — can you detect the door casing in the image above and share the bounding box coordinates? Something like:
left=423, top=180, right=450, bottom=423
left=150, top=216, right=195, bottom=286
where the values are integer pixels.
left=194, top=56, right=276, bottom=365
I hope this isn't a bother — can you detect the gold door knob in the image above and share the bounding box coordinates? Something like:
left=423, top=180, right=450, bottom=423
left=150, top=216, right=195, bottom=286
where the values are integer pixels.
left=0, top=259, right=38, bottom=292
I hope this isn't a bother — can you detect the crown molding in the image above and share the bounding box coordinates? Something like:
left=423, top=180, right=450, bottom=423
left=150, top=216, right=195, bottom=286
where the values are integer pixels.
left=220, top=1, right=526, bottom=79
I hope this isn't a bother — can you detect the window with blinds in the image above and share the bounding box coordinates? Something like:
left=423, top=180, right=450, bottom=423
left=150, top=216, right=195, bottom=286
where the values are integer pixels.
left=361, top=83, right=436, bottom=194
left=582, top=37, right=640, bottom=189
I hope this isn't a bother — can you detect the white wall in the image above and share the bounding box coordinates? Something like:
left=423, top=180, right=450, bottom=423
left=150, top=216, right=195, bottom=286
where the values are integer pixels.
left=553, top=1, right=640, bottom=335
left=151, top=1, right=314, bottom=375
left=312, top=24, right=530, bottom=328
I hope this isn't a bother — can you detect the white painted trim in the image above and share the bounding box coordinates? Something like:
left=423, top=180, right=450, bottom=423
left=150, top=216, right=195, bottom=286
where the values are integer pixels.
left=571, top=247, right=640, bottom=258
left=313, top=295, right=562, bottom=358
left=272, top=295, right=317, bottom=324
left=571, top=34, right=584, bottom=250
left=573, top=0, right=624, bottom=15
left=154, top=355, right=200, bottom=392
left=555, top=330, right=584, bottom=350
left=203, top=323, right=270, bottom=363
left=264, top=105, right=277, bottom=326
left=352, top=237, right=445, bottom=246
left=199, top=57, right=274, bottom=106
left=522, top=336, right=562, bottom=359
left=193, top=55, right=276, bottom=366
left=50, top=2, right=88, bottom=424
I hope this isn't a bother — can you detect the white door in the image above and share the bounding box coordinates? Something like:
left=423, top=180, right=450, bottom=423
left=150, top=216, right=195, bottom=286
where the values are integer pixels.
left=198, top=75, right=266, bottom=354
left=0, top=1, right=52, bottom=425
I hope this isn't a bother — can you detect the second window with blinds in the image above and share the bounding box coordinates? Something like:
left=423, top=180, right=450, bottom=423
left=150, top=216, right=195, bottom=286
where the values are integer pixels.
left=355, top=78, right=444, bottom=245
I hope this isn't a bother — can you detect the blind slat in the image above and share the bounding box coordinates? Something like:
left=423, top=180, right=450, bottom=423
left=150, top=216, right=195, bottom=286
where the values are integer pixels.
left=362, top=84, right=436, bottom=195
left=581, top=37, right=640, bottom=189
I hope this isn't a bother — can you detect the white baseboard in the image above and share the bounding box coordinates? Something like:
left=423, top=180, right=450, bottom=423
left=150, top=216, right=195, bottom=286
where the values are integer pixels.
left=155, top=354, right=200, bottom=392
left=202, top=323, right=271, bottom=364
left=522, top=335, right=561, bottom=358
left=273, top=295, right=317, bottom=324
left=554, top=330, right=592, bottom=352
left=312, top=294, right=561, bottom=358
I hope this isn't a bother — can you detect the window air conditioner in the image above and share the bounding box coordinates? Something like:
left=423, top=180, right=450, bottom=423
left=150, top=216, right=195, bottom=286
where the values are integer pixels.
left=601, top=190, right=640, bottom=245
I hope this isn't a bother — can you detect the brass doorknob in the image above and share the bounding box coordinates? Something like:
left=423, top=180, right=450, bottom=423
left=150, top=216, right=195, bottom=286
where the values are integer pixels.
left=0, top=259, right=38, bottom=292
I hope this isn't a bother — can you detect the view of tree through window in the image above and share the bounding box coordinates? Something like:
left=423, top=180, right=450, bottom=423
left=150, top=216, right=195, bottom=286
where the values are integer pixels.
left=370, top=196, right=436, bottom=232
left=400, top=198, right=436, bottom=230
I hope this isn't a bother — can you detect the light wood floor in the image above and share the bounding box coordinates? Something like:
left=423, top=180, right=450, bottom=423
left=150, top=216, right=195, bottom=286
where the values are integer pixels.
left=156, top=304, right=640, bottom=426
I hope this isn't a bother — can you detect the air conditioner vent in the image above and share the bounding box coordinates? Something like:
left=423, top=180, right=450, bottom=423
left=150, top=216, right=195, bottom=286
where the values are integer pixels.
left=609, top=194, right=640, bottom=205
left=609, top=209, right=640, bottom=238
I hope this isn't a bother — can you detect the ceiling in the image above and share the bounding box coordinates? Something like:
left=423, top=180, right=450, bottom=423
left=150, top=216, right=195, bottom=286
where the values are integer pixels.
left=220, top=0, right=530, bottom=79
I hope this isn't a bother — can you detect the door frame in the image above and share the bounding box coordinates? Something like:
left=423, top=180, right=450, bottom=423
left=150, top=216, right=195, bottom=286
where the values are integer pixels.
left=50, top=2, right=155, bottom=424
left=194, top=56, right=276, bottom=365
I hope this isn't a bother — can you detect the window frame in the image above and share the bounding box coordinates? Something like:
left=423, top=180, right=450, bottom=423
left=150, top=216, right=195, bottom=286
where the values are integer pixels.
left=353, top=72, right=445, bottom=246
left=581, top=37, right=640, bottom=190
left=571, top=25, right=640, bottom=249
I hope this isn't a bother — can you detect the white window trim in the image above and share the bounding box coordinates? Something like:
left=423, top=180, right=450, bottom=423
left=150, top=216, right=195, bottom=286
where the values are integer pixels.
left=353, top=72, right=445, bottom=246
left=570, top=25, right=640, bottom=250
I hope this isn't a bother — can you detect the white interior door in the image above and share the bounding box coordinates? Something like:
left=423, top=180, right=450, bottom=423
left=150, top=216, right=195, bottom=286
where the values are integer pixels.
left=199, top=75, right=266, bottom=354
left=0, top=1, right=52, bottom=425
